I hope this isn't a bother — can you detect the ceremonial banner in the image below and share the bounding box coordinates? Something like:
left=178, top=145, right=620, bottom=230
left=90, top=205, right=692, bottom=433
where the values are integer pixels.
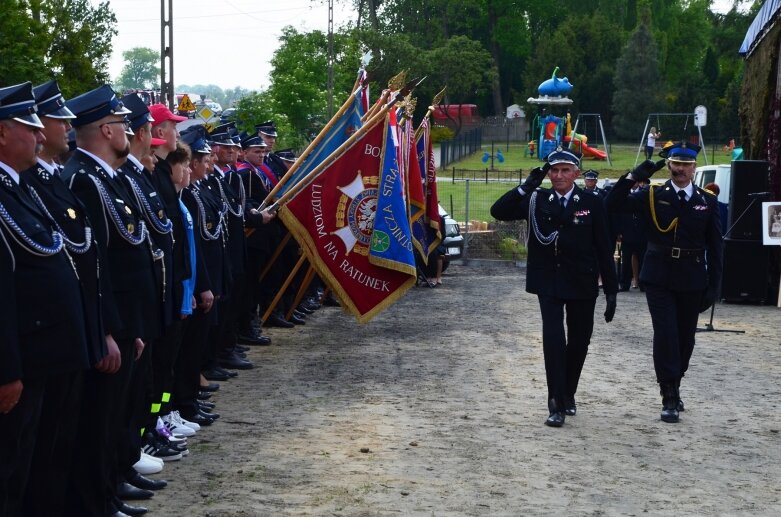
left=401, top=117, right=425, bottom=226
left=279, top=117, right=416, bottom=323
left=411, top=118, right=442, bottom=260
left=274, top=90, right=365, bottom=199
left=369, top=112, right=416, bottom=276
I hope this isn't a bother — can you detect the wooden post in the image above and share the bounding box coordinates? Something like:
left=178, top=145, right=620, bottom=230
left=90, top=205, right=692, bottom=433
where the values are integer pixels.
left=285, top=266, right=317, bottom=321
left=261, top=253, right=307, bottom=324
left=258, top=233, right=292, bottom=283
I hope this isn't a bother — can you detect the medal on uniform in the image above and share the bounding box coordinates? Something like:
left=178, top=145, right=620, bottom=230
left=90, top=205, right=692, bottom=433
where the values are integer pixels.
left=67, top=208, right=77, bottom=219
left=158, top=209, right=164, bottom=219
left=206, top=222, right=213, bottom=230
left=125, top=206, right=132, bottom=214
left=127, top=223, right=135, bottom=233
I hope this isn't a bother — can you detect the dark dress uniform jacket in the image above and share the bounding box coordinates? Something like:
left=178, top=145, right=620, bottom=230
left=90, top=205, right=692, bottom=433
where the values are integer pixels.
left=606, top=176, right=722, bottom=292
left=181, top=179, right=226, bottom=299
left=21, top=161, right=106, bottom=366
left=237, top=160, right=279, bottom=252
left=0, top=166, right=89, bottom=383
left=491, top=186, right=618, bottom=299
left=62, top=150, right=159, bottom=340
left=208, top=166, right=246, bottom=280
left=118, top=158, right=175, bottom=328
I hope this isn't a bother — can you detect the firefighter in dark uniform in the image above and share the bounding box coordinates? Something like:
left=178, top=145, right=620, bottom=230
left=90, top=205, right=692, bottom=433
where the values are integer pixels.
left=605, top=142, right=722, bottom=423
left=256, top=121, right=286, bottom=178
left=61, top=85, right=159, bottom=515
left=582, top=169, right=605, bottom=197
left=236, top=133, right=276, bottom=345
left=19, top=79, right=108, bottom=516
left=491, top=148, right=618, bottom=428
left=0, top=81, right=90, bottom=517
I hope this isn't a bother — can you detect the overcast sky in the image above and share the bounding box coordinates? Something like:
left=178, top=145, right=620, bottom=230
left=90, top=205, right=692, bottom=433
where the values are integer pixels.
left=100, top=0, right=745, bottom=92
left=100, top=0, right=354, bottom=91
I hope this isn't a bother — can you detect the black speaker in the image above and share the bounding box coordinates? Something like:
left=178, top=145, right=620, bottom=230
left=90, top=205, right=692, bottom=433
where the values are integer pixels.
left=726, top=160, right=770, bottom=240
left=721, top=239, right=769, bottom=303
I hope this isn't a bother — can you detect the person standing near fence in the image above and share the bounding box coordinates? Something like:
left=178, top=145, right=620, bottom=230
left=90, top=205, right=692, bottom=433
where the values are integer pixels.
left=646, top=127, right=661, bottom=160
left=605, top=142, right=722, bottom=424
left=490, top=147, right=618, bottom=428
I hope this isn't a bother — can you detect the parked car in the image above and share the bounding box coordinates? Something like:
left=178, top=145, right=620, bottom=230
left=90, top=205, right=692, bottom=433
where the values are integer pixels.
left=694, top=163, right=731, bottom=205
left=207, top=101, right=223, bottom=115
left=220, top=107, right=237, bottom=123
left=439, top=204, right=463, bottom=260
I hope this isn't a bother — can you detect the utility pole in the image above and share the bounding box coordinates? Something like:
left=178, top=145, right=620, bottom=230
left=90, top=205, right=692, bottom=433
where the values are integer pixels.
left=327, top=0, right=334, bottom=118
left=160, top=0, right=174, bottom=110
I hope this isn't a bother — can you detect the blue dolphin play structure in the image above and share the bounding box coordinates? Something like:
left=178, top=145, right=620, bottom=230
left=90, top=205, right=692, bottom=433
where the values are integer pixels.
left=537, top=67, right=573, bottom=97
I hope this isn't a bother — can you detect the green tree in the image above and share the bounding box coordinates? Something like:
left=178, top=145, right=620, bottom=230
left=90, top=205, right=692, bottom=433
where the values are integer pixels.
left=34, top=0, right=117, bottom=96
left=0, top=0, right=49, bottom=85
left=611, top=9, right=662, bottom=140
left=115, top=47, right=159, bottom=91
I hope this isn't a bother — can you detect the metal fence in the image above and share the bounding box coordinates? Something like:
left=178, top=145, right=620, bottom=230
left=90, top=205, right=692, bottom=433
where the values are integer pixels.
left=439, top=177, right=528, bottom=263
left=440, top=127, right=482, bottom=167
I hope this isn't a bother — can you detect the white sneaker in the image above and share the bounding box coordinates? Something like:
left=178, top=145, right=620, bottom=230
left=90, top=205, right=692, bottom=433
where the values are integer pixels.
left=170, top=410, right=201, bottom=432
left=141, top=451, right=164, bottom=466
left=161, top=413, right=196, bottom=437
left=134, top=453, right=164, bottom=475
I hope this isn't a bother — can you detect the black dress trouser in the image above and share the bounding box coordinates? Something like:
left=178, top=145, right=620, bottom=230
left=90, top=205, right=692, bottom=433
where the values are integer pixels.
left=537, top=295, right=597, bottom=406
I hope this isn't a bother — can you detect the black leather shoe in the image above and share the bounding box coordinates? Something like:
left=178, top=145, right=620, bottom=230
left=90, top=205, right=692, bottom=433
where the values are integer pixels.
left=545, top=412, right=565, bottom=427
left=180, top=411, right=213, bottom=426
left=126, top=471, right=167, bottom=491
left=116, top=481, right=154, bottom=500
left=289, top=313, right=305, bottom=325
left=238, top=328, right=270, bottom=345
left=303, top=298, right=321, bottom=310
left=660, top=383, right=680, bottom=423
left=264, top=312, right=294, bottom=328
left=564, top=396, right=577, bottom=416
left=323, top=293, right=340, bottom=307
left=214, top=366, right=238, bottom=378
left=235, top=344, right=250, bottom=352
left=199, top=382, right=220, bottom=392
left=218, top=354, right=254, bottom=370
left=296, top=304, right=314, bottom=315
left=197, top=391, right=212, bottom=400
left=114, top=498, right=148, bottom=515
left=198, top=400, right=216, bottom=410
left=202, top=368, right=229, bottom=381
left=199, top=408, right=219, bottom=420
left=677, top=399, right=685, bottom=412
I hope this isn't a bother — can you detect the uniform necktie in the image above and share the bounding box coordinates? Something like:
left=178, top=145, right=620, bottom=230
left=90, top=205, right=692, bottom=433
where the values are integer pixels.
left=678, top=190, right=687, bottom=206
left=559, top=196, right=566, bottom=210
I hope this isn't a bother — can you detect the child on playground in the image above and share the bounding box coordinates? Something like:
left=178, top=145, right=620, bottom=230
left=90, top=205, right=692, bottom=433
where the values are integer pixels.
left=646, top=126, right=661, bottom=159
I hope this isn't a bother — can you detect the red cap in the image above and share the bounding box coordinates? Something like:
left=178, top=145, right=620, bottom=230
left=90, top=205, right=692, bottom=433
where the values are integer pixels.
left=150, top=137, right=167, bottom=147
left=149, top=103, right=187, bottom=126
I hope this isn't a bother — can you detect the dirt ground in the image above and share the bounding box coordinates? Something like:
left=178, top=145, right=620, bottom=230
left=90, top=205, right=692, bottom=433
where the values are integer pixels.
left=149, top=264, right=781, bottom=516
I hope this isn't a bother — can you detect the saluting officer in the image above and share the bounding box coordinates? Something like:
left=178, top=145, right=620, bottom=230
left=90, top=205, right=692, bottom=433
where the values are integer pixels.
left=606, top=142, right=722, bottom=423
left=0, top=81, right=89, bottom=517
left=491, top=148, right=618, bottom=428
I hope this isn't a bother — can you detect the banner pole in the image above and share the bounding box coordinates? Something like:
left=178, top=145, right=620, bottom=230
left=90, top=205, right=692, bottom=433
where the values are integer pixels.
left=258, top=232, right=292, bottom=283
left=261, top=253, right=307, bottom=325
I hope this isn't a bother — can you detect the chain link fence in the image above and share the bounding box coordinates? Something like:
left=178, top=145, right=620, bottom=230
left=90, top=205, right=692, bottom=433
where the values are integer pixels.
left=439, top=175, right=528, bottom=263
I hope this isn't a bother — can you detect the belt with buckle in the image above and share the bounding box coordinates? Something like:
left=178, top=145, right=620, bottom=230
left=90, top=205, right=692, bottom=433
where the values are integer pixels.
left=647, top=242, right=704, bottom=259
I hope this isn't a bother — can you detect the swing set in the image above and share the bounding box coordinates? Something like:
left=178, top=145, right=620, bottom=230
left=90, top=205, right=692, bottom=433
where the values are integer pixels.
left=635, top=113, right=708, bottom=166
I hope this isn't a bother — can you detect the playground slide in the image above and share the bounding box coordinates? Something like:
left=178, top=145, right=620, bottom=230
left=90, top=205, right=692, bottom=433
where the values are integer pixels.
left=562, top=135, right=607, bottom=160
left=581, top=143, right=607, bottom=160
